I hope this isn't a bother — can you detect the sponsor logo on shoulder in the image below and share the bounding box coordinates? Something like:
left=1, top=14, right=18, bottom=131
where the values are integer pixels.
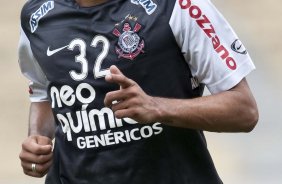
left=179, top=0, right=237, bottom=70
left=131, top=0, right=157, bottom=15
left=30, top=1, right=54, bottom=33
left=231, top=39, right=247, bottom=55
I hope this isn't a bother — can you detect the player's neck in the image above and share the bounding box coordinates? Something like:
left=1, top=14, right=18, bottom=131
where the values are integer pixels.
left=75, top=0, right=108, bottom=7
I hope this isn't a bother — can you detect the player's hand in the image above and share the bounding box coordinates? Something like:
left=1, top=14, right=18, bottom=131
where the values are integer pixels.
left=104, top=65, right=161, bottom=123
left=19, top=135, right=53, bottom=178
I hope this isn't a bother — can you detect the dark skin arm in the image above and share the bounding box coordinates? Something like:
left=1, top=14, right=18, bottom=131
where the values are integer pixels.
left=19, top=65, right=258, bottom=176
left=104, top=65, right=259, bottom=132
left=19, top=102, right=55, bottom=177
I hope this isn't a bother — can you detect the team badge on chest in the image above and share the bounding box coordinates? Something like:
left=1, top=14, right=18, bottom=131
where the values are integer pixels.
left=113, top=20, right=145, bottom=60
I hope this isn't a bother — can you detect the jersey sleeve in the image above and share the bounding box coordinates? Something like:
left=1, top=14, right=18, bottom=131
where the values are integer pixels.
left=18, top=26, right=49, bottom=102
left=169, top=0, right=255, bottom=94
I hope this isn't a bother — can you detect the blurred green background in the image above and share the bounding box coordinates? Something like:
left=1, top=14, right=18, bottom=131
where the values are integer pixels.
left=0, top=0, right=281, bottom=183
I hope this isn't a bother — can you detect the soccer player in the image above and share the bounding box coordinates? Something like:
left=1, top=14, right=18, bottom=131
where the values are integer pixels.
left=18, top=0, right=258, bottom=183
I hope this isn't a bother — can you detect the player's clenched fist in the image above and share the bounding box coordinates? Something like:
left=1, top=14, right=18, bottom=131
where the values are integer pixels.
left=104, top=65, right=162, bottom=124
left=19, top=135, right=53, bottom=178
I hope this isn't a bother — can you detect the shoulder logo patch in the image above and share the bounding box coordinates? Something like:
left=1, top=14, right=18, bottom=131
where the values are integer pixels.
left=131, top=0, right=157, bottom=15
left=30, top=1, right=54, bottom=33
left=231, top=39, right=247, bottom=55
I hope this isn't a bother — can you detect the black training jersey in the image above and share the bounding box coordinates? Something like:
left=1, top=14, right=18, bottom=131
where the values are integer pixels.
left=19, top=0, right=255, bottom=183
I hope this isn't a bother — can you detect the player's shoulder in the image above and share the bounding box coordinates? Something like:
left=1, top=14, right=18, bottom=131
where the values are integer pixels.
left=151, top=0, right=214, bottom=16
left=138, top=0, right=177, bottom=16
left=20, top=0, right=69, bottom=19
left=21, top=0, right=52, bottom=21
left=153, top=0, right=177, bottom=9
left=130, top=0, right=177, bottom=10
left=21, top=0, right=59, bottom=34
left=22, top=0, right=50, bottom=11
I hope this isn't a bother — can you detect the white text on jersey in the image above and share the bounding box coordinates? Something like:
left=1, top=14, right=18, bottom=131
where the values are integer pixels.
left=30, top=1, right=54, bottom=33
left=179, top=0, right=237, bottom=70
left=50, top=83, right=163, bottom=149
left=131, top=0, right=157, bottom=15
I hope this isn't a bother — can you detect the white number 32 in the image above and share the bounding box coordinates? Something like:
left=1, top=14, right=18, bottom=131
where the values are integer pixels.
left=68, top=35, right=110, bottom=81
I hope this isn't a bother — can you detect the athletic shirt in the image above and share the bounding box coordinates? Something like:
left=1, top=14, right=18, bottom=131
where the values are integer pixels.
left=18, top=0, right=255, bottom=183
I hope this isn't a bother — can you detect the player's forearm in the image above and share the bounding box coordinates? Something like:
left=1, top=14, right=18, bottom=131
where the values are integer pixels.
left=28, top=102, right=56, bottom=139
left=104, top=67, right=258, bottom=132
left=155, top=80, right=259, bottom=132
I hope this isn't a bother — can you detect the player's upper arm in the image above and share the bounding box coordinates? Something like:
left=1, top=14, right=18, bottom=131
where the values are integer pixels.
left=169, top=0, right=255, bottom=94
left=18, top=26, right=49, bottom=102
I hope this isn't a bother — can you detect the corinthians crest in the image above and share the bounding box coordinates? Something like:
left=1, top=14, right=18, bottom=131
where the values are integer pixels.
left=113, top=19, right=145, bottom=60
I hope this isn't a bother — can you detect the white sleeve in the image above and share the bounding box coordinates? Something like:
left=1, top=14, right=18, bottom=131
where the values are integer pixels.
left=18, top=26, right=49, bottom=102
left=169, top=0, right=255, bottom=94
